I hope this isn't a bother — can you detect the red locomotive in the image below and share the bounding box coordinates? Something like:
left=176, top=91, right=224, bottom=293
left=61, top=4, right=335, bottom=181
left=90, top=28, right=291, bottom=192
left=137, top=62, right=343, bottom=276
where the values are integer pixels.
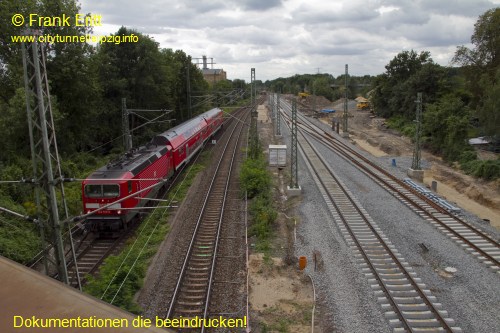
left=82, top=108, right=223, bottom=234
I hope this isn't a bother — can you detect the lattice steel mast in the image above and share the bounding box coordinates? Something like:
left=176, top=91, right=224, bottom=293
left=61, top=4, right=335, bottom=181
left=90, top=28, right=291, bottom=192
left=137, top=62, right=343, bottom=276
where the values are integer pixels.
left=342, top=64, right=349, bottom=137
left=249, top=68, right=259, bottom=157
left=276, top=93, right=281, bottom=136
left=22, top=36, right=71, bottom=284
left=412, top=93, right=423, bottom=170
left=290, top=98, right=298, bottom=188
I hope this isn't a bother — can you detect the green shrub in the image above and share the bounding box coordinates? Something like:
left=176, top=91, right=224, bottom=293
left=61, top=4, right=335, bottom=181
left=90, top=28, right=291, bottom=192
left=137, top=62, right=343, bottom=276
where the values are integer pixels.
left=459, top=150, right=477, bottom=164
left=240, top=155, right=271, bottom=199
left=386, top=115, right=407, bottom=130
left=387, top=115, right=416, bottom=139
left=401, top=123, right=416, bottom=138
left=240, top=145, right=277, bottom=254
left=249, top=196, right=277, bottom=240
left=0, top=219, right=40, bottom=264
left=475, top=159, right=500, bottom=180
left=461, top=158, right=500, bottom=181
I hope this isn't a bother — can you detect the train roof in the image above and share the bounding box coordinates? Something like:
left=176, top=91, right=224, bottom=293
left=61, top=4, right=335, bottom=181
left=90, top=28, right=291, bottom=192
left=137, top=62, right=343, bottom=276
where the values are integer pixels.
left=153, top=108, right=221, bottom=149
left=0, top=256, right=173, bottom=333
left=87, top=145, right=168, bottom=180
left=201, top=107, right=222, bottom=120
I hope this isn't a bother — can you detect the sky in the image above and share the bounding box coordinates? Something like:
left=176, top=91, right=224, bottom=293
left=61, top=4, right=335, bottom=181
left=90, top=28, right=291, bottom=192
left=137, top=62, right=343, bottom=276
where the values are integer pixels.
left=79, top=0, right=500, bottom=82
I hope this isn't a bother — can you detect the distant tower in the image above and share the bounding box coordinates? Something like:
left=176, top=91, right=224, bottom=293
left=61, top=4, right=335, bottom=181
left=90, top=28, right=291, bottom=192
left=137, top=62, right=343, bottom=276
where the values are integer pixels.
left=202, top=55, right=208, bottom=70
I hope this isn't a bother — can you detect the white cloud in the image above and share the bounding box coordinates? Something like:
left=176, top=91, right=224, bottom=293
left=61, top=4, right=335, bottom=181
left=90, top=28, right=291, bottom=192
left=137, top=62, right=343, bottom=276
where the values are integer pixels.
left=79, top=0, right=500, bottom=81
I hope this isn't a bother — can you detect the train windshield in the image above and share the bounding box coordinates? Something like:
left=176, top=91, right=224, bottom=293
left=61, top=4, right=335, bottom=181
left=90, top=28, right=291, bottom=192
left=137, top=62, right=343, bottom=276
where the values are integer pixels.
left=85, top=184, right=120, bottom=198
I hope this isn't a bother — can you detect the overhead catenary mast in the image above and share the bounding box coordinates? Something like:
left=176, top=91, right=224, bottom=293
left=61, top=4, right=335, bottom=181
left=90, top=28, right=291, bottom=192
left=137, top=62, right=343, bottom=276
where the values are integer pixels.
left=22, top=32, right=74, bottom=285
left=342, top=64, right=349, bottom=138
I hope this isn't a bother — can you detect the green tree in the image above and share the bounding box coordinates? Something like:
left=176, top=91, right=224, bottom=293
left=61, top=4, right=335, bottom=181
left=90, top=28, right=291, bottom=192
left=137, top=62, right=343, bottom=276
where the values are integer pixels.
left=0, top=89, right=31, bottom=159
left=0, top=0, right=39, bottom=104
left=477, top=68, right=500, bottom=137
left=453, top=8, right=500, bottom=79
left=371, top=50, right=434, bottom=118
left=231, top=79, right=246, bottom=90
left=423, top=95, right=472, bottom=160
left=453, top=8, right=500, bottom=138
left=0, top=0, right=100, bottom=155
left=95, top=28, right=174, bottom=146
left=312, top=76, right=333, bottom=101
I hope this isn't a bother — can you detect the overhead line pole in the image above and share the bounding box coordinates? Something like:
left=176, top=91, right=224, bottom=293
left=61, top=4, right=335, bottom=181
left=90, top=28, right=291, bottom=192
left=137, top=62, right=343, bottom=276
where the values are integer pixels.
left=249, top=68, right=259, bottom=157
left=22, top=34, right=71, bottom=285
left=342, top=64, right=349, bottom=138
left=289, top=99, right=298, bottom=189
left=407, top=92, right=425, bottom=182
left=122, top=98, right=174, bottom=151
left=276, top=93, right=281, bottom=136
left=412, top=93, right=423, bottom=170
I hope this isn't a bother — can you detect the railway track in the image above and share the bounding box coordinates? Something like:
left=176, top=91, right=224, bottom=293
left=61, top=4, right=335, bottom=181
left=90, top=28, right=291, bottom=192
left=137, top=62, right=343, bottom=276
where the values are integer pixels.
left=165, top=107, right=249, bottom=329
left=66, top=231, right=132, bottom=287
left=290, top=116, right=461, bottom=332
left=33, top=147, right=191, bottom=288
left=279, top=99, right=500, bottom=273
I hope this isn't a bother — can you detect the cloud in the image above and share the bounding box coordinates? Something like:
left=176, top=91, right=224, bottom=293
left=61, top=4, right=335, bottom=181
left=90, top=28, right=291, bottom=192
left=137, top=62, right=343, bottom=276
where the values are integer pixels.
left=80, top=0, right=500, bottom=81
left=239, top=0, right=283, bottom=11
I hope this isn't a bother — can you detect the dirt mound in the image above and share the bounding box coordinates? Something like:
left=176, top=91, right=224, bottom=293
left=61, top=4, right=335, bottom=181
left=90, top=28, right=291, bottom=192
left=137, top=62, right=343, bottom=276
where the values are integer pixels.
left=302, top=95, right=332, bottom=109
left=432, top=167, right=499, bottom=208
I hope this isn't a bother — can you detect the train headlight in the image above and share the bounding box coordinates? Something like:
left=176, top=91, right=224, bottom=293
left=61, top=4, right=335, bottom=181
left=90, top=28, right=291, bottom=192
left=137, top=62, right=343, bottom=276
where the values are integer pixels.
left=117, top=210, right=122, bottom=214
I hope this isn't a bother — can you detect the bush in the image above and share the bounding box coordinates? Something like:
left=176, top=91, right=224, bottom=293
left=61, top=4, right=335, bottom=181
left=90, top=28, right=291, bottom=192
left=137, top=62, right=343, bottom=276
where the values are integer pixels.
left=0, top=193, right=40, bottom=263
left=475, top=160, right=500, bottom=180
left=461, top=158, right=500, bottom=181
left=386, top=115, right=407, bottom=130
left=240, top=156, right=271, bottom=199
left=249, top=196, right=277, bottom=240
left=459, top=150, right=477, bottom=164
left=240, top=146, right=277, bottom=251
left=386, top=115, right=416, bottom=139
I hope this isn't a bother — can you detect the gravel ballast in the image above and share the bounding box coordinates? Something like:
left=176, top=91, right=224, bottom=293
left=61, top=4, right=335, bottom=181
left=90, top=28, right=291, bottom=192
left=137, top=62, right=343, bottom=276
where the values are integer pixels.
left=278, top=104, right=500, bottom=332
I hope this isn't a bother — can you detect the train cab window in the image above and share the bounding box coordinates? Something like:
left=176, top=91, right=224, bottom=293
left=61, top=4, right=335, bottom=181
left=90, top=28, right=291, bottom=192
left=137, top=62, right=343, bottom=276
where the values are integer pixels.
left=85, top=184, right=120, bottom=198
left=128, top=180, right=133, bottom=193
left=103, top=184, right=120, bottom=197
left=85, top=185, right=101, bottom=198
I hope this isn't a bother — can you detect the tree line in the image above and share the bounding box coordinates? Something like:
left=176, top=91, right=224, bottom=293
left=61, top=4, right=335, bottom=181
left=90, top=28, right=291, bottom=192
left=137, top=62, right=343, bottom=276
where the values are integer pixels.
left=371, top=8, right=499, bottom=179
left=264, top=73, right=374, bottom=101
left=264, top=8, right=499, bottom=180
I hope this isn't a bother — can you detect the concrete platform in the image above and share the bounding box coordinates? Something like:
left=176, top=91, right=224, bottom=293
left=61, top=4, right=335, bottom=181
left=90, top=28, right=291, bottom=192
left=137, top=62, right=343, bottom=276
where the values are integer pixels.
left=0, top=256, right=172, bottom=333
left=407, top=168, right=424, bottom=182
left=287, top=185, right=302, bottom=196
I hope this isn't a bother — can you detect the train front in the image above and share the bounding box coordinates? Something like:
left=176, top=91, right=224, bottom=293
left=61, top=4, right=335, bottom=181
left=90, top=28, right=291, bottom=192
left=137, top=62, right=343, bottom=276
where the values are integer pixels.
left=82, top=169, right=136, bottom=236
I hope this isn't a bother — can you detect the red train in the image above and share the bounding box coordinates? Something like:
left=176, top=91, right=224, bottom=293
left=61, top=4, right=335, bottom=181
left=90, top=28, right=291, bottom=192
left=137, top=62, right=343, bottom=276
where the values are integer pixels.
left=82, top=108, right=223, bottom=234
